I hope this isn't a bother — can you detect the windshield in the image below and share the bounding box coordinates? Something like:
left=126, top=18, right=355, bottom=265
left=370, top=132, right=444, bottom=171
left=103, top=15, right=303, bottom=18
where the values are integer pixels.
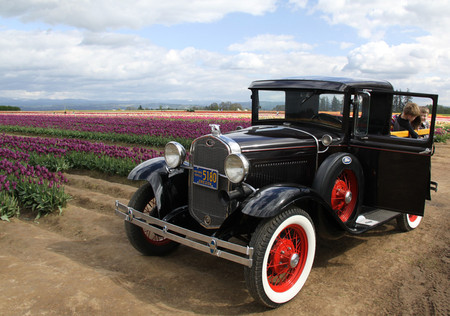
left=256, top=90, right=345, bottom=128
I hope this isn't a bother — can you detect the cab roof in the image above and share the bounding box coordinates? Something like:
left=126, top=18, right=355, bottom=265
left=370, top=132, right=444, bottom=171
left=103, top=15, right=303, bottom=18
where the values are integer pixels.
left=249, top=76, right=394, bottom=92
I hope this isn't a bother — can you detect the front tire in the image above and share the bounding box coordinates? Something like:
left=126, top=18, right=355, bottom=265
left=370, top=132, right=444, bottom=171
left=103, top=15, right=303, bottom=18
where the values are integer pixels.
left=244, top=207, right=316, bottom=308
left=124, top=182, right=179, bottom=255
left=396, top=214, right=422, bottom=232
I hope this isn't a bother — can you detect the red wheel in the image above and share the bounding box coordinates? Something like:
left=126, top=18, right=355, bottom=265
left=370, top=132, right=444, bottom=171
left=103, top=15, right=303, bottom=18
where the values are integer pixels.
left=331, top=169, right=358, bottom=222
left=397, top=213, right=422, bottom=232
left=312, top=153, right=363, bottom=224
left=267, top=224, right=308, bottom=293
left=139, top=196, right=171, bottom=246
left=125, top=183, right=179, bottom=255
left=245, top=207, right=316, bottom=308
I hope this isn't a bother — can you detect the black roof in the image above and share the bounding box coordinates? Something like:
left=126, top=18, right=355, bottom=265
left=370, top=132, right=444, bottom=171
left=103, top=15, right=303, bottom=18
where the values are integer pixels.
left=249, top=76, right=394, bottom=92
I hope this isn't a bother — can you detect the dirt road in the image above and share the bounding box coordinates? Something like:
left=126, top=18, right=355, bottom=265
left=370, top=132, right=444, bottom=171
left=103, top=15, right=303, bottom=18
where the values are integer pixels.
left=1, top=144, right=449, bottom=315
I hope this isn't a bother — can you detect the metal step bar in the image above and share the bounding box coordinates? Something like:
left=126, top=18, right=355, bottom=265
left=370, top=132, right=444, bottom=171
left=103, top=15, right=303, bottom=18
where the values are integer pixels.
left=355, top=209, right=400, bottom=227
left=115, top=201, right=253, bottom=267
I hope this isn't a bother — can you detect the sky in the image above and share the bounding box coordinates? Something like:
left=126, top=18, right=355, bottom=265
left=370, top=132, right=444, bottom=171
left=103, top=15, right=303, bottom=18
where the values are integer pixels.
left=0, top=0, right=450, bottom=106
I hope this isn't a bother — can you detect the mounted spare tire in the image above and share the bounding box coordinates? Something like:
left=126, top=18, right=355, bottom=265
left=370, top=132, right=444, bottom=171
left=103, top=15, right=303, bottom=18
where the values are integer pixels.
left=312, top=153, right=363, bottom=224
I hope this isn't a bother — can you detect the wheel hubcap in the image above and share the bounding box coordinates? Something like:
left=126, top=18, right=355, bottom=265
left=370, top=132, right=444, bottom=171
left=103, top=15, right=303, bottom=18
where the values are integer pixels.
left=290, top=253, right=300, bottom=268
left=345, top=190, right=352, bottom=204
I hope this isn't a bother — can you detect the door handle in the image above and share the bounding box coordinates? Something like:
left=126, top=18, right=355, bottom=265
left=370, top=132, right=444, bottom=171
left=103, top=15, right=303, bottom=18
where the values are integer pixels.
left=419, top=148, right=431, bottom=154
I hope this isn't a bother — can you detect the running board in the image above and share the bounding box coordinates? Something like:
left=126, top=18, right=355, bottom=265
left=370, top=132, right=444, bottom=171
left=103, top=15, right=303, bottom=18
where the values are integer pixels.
left=349, top=209, right=400, bottom=234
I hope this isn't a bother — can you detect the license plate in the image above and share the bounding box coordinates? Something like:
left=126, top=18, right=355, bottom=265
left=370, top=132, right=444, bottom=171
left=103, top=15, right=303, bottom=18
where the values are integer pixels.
left=193, top=166, right=219, bottom=190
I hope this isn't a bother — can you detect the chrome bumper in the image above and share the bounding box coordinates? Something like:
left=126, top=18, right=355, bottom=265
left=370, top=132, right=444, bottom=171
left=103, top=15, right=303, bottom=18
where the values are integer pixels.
left=115, top=201, right=253, bottom=267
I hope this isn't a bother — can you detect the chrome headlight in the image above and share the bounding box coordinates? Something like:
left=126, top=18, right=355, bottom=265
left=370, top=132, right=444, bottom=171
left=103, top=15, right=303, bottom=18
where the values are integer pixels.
left=164, top=141, right=186, bottom=168
left=224, top=153, right=249, bottom=183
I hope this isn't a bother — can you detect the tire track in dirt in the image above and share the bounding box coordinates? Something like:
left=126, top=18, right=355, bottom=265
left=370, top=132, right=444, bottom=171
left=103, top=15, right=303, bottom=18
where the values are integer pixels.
left=1, top=145, right=449, bottom=315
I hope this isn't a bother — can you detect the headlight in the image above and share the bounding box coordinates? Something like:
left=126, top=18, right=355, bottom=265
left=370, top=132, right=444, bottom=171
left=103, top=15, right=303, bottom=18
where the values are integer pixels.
left=224, top=153, right=249, bottom=183
left=164, top=141, right=186, bottom=168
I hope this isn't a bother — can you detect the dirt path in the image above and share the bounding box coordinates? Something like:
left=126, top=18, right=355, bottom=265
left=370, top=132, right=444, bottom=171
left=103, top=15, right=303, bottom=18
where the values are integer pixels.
left=1, top=145, right=449, bottom=315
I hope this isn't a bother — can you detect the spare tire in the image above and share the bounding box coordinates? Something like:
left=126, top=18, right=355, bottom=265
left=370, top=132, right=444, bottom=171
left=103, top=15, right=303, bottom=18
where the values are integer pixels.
left=312, top=153, right=364, bottom=224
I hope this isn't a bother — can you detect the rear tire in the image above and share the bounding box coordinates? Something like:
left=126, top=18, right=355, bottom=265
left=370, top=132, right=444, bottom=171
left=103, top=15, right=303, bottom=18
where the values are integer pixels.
left=244, top=207, right=316, bottom=308
left=124, top=182, right=179, bottom=255
left=396, top=214, right=422, bottom=232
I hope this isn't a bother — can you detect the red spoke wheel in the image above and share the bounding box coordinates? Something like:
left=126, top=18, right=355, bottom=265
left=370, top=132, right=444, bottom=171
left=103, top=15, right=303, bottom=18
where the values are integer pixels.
left=267, top=224, right=308, bottom=292
left=396, top=213, right=422, bottom=232
left=139, top=196, right=171, bottom=246
left=124, top=182, right=179, bottom=255
left=312, top=153, right=363, bottom=225
left=331, top=169, right=358, bottom=222
left=245, top=207, right=316, bottom=308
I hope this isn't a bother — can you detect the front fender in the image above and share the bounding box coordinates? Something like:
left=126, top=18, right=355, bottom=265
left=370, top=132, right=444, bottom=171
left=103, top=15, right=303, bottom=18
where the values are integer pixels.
left=128, top=157, right=188, bottom=214
left=241, top=184, right=330, bottom=218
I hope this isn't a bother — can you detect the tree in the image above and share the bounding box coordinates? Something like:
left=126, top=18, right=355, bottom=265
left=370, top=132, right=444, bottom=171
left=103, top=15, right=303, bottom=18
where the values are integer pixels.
left=320, top=96, right=331, bottom=111
left=393, top=89, right=412, bottom=113
left=0, top=105, right=21, bottom=111
left=331, top=96, right=341, bottom=111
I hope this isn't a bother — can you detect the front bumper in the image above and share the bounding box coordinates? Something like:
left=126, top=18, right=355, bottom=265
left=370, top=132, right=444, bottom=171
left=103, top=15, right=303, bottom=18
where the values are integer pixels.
left=115, top=201, right=254, bottom=267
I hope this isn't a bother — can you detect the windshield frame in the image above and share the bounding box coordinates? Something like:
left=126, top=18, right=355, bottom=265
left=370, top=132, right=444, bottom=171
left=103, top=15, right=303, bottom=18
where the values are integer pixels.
left=251, top=88, right=348, bottom=130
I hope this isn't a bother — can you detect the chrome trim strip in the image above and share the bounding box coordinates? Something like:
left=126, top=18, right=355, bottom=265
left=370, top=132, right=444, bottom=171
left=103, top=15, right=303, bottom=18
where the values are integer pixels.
left=217, top=134, right=241, bottom=154
left=282, top=127, right=320, bottom=170
left=242, top=145, right=316, bottom=153
left=115, top=201, right=253, bottom=267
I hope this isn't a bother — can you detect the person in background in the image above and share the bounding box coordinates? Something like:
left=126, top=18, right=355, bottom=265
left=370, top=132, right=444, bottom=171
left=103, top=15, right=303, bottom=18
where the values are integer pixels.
left=419, top=106, right=430, bottom=129
left=392, top=102, right=421, bottom=138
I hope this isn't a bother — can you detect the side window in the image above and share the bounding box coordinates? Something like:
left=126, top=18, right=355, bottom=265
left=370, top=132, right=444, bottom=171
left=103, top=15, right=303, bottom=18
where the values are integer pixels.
left=390, top=95, right=433, bottom=140
left=354, top=92, right=371, bottom=137
left=257, top=90, right=285, bottom=120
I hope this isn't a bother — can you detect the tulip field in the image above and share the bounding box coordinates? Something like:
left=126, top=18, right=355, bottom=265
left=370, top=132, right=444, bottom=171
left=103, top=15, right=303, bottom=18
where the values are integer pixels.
left=0, top=111, right=251, bottom=148
left=0, top=111, right=250, bottom=220
left=1, top=110, right=449, bottom=221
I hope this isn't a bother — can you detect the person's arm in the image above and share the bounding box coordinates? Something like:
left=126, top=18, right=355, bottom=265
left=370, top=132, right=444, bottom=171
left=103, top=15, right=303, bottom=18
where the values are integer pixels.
left=397, top=116, right=418, bottom=138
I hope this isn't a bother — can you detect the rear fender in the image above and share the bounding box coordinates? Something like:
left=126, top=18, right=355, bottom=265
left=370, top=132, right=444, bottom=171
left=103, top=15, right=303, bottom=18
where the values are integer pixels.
left=128, top=157, right=189, bottom=216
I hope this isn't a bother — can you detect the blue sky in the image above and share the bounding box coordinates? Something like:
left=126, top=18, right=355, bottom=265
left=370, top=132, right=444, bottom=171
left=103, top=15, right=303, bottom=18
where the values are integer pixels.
left=0, top=0, right=449, bottom=106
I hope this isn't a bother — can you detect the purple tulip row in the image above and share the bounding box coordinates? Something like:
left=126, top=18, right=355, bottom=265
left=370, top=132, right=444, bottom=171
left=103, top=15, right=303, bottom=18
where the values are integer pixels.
left=1, top=134, right=162, bottom=164
left=0, top=158, right=67, bottom=192
left=0, top=113, right=251, bottom=139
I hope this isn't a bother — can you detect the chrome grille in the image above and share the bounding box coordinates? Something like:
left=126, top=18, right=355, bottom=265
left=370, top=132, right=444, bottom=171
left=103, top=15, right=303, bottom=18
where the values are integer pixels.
left=189, top=136, right=231, bottom=228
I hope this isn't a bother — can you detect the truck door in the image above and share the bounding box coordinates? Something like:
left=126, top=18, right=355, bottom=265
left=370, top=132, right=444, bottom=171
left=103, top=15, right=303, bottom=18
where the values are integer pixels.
left=349, top=91, right=438, bottom=216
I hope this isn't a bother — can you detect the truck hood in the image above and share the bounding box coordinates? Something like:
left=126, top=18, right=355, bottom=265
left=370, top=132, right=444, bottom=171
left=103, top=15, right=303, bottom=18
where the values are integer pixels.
left=224, top=125, right=318, bottom=152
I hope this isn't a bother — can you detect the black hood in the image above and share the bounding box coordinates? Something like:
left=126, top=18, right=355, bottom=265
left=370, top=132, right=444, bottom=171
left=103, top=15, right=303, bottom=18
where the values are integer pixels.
left=224, top=125, right=318, bottom=152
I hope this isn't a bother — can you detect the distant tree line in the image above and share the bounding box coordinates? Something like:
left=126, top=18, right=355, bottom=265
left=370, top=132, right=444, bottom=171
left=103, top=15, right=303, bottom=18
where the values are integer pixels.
left=205, top=101, right=244, bottom=111
left=186, top=101, right=245, bottom=111
left=392, top=90, right=413, bottom=113
left=431, top=104, right=450, bottom=114
left=0, top=105, right=21, bottom=111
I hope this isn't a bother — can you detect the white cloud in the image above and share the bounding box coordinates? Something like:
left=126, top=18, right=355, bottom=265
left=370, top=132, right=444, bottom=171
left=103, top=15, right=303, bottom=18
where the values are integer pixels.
left=314, top=0, right=450, bottom=39
left=0, top=28, right=348, bottom=101
left=0, top=0, right=278, bottom=31
left=1, top=1, right=450, bottom=106
left=228, top=34, right=313, bottom=52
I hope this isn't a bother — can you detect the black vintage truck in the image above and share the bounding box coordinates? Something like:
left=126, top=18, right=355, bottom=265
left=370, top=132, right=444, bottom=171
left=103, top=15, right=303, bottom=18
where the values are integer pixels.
left=115, top=77, right=438, bottom=307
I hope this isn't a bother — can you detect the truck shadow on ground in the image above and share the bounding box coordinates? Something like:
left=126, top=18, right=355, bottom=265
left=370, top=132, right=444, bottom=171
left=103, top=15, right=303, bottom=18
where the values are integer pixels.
left=48, top=220, right=403, bottom=315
